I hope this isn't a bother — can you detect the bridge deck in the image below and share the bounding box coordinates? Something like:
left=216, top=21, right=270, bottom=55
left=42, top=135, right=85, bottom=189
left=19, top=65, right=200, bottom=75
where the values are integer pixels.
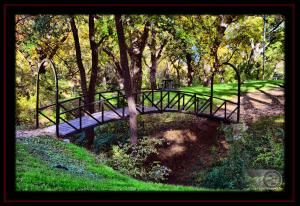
left=46, top=106, right=178, bottom=136
left=44, top=104, right=236, bottom=137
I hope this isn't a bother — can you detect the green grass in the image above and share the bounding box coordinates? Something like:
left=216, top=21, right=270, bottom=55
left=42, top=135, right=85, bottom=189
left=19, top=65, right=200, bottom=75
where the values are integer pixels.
left=16, top=136, right=206, bottom=191
left=181, top=80, right=284, bottom=100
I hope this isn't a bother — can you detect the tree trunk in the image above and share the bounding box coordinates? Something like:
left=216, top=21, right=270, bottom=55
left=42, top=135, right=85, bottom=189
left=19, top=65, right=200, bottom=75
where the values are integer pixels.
left=85, top=14, right=100, bottom=149
left=115, top=15, right=138, bottom=146
left=149, top=29, right=158, bottom=90
left=150, top=54, right=157, bottom=90
left=131, top=54, right=143, bottom=96
left=70, top=16, right=88, bottom=97
left=202, top=58, right=211, bottom=87
left=186, top=53, right=194, bottom=86
left=70, top=15, right=101, bottom=150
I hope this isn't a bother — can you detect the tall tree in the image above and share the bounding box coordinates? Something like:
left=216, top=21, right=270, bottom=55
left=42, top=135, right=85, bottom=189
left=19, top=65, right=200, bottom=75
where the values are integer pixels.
left=114, top=14, right=139, bottom=145
left=125, top=16, right=151, bottom=94
left=70, top=15, right=107, bottom=149
left=148, top=26, right=168, bottom=90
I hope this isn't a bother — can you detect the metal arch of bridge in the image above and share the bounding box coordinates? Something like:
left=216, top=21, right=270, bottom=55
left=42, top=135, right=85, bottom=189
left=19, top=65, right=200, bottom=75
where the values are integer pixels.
left=35, top=58, right=60, bottom=137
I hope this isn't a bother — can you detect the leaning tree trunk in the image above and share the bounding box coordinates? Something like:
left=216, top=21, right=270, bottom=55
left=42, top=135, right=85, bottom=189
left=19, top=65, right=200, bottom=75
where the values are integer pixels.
left=131, top=54, right=143, bottom=98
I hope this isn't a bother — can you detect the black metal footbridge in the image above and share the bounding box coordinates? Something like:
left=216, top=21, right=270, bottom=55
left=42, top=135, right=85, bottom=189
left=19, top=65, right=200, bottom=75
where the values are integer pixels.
left=35, top=59, right=241, bottom=137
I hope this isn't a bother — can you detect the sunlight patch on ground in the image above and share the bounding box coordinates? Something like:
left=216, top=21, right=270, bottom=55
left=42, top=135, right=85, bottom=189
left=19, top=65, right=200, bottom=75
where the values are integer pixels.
left=166, top=145, right=186, bottom=157
left=159, top=129, right=199, bottom=158
left=163, top=129, right=197, bottom=144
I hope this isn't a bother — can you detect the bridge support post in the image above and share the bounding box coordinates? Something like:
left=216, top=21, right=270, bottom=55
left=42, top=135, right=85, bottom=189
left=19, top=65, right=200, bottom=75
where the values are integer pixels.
left=35, top=71, right=40, bottom=129
left=167, top=91, right=170, bottom=109
left=79, top=98, right=82, bottom=130
left=160, top=90, right=163, bottom=111
left=152, top=91, right=154, bottom=107
left=56, top=103, right=60, bottom=137
left=178, top=93, right=180, bottom=111
left=222, top=62, right=241, bottom=123
left=210, top=73, right=214, bottom=116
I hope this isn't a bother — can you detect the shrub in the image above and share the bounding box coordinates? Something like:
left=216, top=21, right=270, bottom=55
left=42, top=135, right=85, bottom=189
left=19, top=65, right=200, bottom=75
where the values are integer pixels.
left=93, top=133, right=118, bottom=153
left=93, top=121, right=130, bottom=152
left=202, top=144, right=248, bottom=189
left=108, top=137, right=171, bottom=182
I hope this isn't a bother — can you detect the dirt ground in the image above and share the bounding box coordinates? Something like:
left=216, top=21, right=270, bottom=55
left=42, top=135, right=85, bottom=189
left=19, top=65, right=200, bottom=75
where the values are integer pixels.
left=150, top=118, right=227, bottom=185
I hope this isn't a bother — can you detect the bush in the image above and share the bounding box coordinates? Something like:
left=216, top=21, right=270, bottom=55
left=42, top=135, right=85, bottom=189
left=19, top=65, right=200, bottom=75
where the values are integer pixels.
left=16, top=95, right=36, bottom=126
left=108, top=137, right=171, bottom=182
left=202, top=144, right=247, bottom=189
left=93, top=121, right=130, bottom=152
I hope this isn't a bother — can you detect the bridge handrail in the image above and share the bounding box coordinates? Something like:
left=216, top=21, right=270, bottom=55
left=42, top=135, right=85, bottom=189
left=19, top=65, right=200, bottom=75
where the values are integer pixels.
left=40, top=89, right=238, bottom=112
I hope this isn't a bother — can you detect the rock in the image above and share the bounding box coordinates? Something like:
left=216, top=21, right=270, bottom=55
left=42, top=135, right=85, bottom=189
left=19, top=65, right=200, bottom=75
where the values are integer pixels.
left=54, top=164, right=69, bottom=170
left=63, top=139, right=70, bottom=143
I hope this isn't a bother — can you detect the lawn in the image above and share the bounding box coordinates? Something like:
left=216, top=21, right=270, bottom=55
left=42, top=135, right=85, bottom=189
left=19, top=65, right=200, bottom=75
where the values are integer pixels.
left=181, top=80, right=284, bottom=100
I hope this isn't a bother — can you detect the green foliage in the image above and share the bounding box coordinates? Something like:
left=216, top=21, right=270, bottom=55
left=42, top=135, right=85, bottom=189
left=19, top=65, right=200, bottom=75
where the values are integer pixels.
left=93, top=132, right=118, bottom=153
left=246, top=116, right=285, bottom=171
left=16, top=95, right=36, bottom=126
left=93, top=121, right=130, bottom=151
left=108, top=137, right=171, bottom=182
left=202, top=143, right=247, bottom=189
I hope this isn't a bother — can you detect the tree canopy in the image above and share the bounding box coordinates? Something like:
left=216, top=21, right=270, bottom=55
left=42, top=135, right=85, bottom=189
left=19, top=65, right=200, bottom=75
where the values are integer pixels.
left=15, top=14, right=285, bottom=146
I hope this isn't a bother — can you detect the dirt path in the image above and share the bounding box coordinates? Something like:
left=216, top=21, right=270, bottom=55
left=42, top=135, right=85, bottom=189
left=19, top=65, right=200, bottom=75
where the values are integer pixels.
left=239, top=87, right=284, bottom=123
left=16, top=125, right=56, bottom=138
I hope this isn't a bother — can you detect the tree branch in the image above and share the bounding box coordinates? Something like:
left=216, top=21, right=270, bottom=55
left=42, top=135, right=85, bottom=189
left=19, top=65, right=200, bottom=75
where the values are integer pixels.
left=156, top=39, right=167, bottom=59
left=70, top=15, right=88, bottom=96
left=221, top=48, right=238, bottom=65
left=49, top=31, right=70, bottom=59
left=103, top=47, right=123, bottom=76
left=139, top=21, right=151, bottom=54
left=96, top=35, right=108, bottom=48
left=267, top=20, right=284, bottom=34
left=142, top=56, right=150, bottom=68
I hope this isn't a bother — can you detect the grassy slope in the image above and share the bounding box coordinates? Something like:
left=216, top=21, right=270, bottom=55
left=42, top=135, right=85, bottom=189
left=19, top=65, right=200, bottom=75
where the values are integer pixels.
left=16, top=136, right=205, bottom=191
